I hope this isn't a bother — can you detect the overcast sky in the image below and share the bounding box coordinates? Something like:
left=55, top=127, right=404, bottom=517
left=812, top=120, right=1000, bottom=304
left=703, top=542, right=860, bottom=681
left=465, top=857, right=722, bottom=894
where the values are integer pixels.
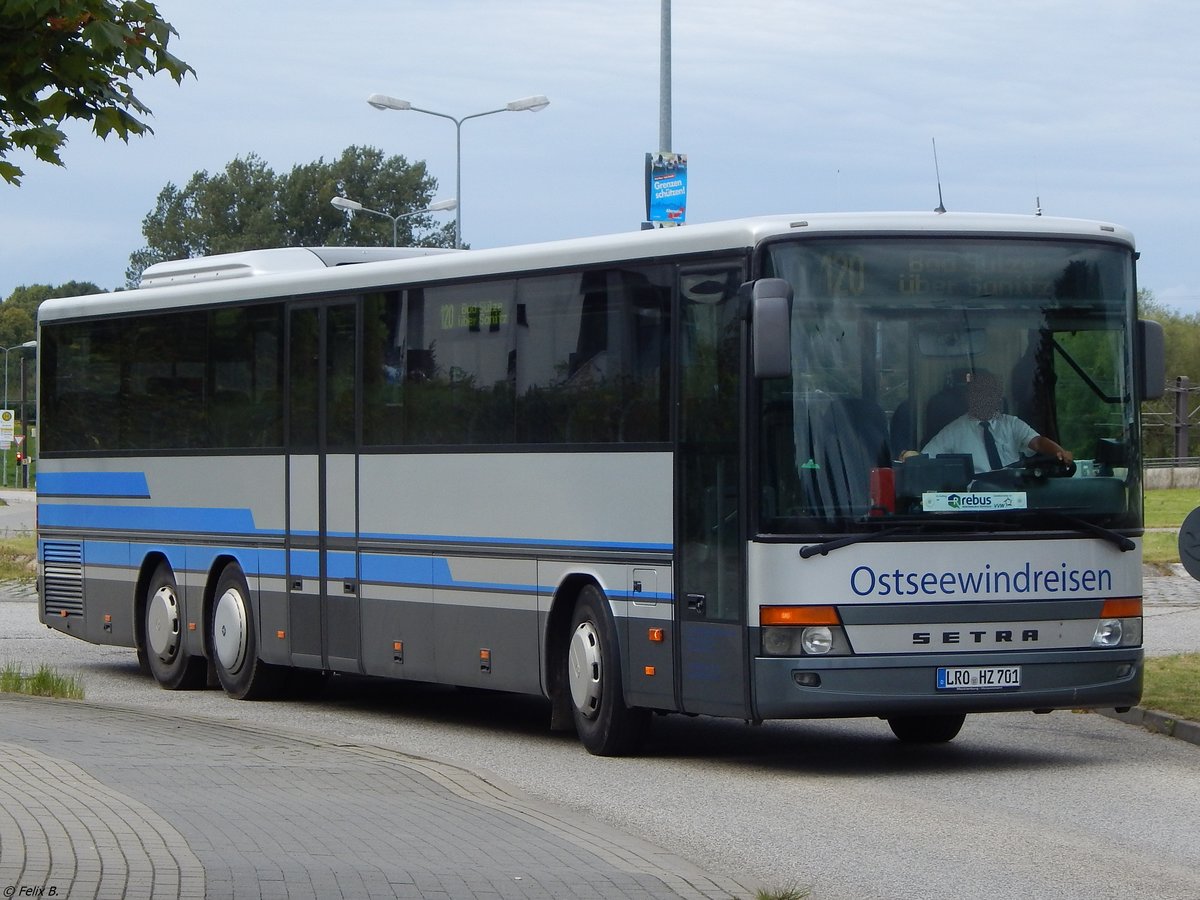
left=2, top=1, right=1198, bottom=312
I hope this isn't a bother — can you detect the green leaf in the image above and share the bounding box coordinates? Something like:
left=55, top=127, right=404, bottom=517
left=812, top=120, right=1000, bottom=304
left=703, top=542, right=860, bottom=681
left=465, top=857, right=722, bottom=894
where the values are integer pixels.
left=0, top=160, right=25, bottom=185
left=0, top=0, right=193, bottom=185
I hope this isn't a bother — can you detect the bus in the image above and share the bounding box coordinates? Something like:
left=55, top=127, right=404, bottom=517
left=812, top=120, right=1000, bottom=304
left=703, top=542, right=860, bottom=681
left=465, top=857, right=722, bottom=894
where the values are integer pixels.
left=36, top=213, right=1165, bottom=755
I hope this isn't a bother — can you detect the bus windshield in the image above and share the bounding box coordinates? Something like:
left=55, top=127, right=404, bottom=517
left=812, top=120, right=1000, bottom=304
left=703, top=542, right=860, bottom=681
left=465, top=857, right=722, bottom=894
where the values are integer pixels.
left=758, top=236, right=1140, bottom=536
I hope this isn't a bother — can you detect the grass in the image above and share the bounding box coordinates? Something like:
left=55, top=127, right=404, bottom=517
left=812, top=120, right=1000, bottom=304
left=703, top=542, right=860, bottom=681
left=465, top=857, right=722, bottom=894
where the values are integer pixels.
left=1141, top=487, right=1200, bottom=567
left=0, top=533, right=36, bottom=581
left=0, top=661, right=84, bottom=699
left=755, top=887, right=811, bottom=900
left=1144, top=487, right=1200, bottom=528
left=1142, top=654, right=1200, bottom=723
left=1141, top=489, right=1200, bottom=726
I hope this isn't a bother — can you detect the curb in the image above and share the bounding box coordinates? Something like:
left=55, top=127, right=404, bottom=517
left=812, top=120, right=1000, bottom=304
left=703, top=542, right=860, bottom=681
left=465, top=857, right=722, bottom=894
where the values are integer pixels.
left=1096, top=706, right=1200, bottom=746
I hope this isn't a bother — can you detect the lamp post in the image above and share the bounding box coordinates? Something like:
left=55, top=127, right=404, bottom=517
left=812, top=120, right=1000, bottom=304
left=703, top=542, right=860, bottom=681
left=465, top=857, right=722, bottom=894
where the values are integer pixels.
left=366, top=93, right=550, bottom=249
left=2, top=340, right=36, bottom=488
left=2, top=340, right=36, bottom=413
left=331, top=196, right=457, bottom=246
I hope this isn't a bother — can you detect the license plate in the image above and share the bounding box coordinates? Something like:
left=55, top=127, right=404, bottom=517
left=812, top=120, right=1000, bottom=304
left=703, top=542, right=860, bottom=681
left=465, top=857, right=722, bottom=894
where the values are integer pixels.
left=937, top=666, right=1021, bottom=691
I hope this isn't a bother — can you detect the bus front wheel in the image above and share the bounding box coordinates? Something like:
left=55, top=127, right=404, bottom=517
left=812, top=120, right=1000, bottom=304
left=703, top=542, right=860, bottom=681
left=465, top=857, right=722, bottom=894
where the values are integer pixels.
left=210, top=564, right=280, bottom=700
left=144, top=562, right=206, bottom=690
left=887, top=713, right=966, bottom=743
left=566, top=584, right=649, bottom=756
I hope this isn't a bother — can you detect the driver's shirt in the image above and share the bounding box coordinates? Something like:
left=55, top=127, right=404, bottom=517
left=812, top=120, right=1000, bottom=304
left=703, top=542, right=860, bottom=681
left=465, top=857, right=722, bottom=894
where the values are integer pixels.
left=920, top=413, right=1039, bottom=474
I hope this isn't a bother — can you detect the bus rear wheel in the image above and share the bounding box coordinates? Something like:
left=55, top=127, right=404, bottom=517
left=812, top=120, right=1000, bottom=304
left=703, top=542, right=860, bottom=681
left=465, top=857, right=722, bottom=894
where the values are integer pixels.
left=210, top=563, right=281, bottom=700
left=566, top=584, right=649, bottom=756
left=887, top=713, right=966, bottom=743
left=144, top=562, right=206, bottom=690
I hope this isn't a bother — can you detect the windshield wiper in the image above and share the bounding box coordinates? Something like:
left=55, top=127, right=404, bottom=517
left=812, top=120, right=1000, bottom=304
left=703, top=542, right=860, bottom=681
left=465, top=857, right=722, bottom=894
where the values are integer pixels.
left=797, top=513, right=1135, bottom=558
left=799, top=526, right=910, bottom=559
left=1041, top=512, right=1136, bottom=552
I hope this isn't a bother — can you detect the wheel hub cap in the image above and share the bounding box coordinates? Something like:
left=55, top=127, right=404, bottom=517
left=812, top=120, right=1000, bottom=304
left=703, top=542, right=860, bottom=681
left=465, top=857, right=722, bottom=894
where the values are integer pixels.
left=146, top=586, right=180, bottom=661
left=567, top=620, right=603, bottom=718
left=213, top=587, right=248, bottom=672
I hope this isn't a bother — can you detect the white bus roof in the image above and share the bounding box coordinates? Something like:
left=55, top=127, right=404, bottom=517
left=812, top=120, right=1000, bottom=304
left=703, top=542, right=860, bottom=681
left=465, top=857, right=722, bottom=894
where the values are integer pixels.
left=137, top=246, right=461, bottom=288
left=37, top=212, right=1135, bottom=323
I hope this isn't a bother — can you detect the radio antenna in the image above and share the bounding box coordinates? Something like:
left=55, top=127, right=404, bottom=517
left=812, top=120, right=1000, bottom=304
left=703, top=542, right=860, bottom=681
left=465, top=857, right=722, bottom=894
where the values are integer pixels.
left=931, top=138, right=946, bottom=213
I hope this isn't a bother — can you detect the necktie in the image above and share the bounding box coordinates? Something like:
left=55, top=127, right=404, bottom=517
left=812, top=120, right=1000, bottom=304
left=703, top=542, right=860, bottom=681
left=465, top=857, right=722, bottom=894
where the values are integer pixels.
left=980, top=420, right=1003, bottom=470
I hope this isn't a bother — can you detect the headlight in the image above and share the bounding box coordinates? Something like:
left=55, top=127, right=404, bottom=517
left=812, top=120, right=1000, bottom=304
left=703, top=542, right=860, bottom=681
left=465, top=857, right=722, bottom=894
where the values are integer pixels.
left=763, top=627, right=796, bottom=656
left=1092, top=617, right=1141, bottom=648
left=761, top=625, right=851, bottom=656
left=801, top=626, right=834, bottom=655
left=1093, top=618, right=1123, bottom=647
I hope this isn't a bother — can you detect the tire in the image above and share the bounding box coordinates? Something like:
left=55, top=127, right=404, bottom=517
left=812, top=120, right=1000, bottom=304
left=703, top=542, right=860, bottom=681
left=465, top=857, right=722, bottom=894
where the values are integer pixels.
left=566, top=584, right=650, bottom=756
left=143, top=562, right=206, bottom=690
left=887, top=713, right=967, bottom=743
left=210, top=563, right=281, bottom=700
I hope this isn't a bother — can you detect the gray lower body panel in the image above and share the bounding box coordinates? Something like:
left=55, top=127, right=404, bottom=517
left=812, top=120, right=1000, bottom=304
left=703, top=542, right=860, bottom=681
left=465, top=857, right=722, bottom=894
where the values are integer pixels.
left=752, top=649, right=1142, bottom=719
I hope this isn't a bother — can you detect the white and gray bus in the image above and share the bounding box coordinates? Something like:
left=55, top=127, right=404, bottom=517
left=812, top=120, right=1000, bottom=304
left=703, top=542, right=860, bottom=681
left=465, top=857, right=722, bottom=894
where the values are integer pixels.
left=36, top=212, right=1164, bottom=755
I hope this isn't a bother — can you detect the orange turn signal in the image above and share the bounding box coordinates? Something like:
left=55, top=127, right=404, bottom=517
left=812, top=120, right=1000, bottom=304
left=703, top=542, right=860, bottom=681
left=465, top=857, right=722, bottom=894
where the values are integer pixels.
left=1102, top=597, right=1141, bottom=618
left=760, top=605, right=841, bottom=627
left=647, top=627, right=664, bottom=642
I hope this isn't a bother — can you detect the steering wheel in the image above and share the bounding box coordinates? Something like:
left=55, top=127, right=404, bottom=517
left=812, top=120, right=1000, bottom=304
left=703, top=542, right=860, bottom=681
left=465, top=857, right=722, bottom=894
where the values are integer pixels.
left=1010, top=452, right=1076, bottom=480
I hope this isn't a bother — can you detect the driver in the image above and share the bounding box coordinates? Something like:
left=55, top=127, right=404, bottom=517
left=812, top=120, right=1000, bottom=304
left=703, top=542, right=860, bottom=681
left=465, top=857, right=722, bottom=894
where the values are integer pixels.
left=917, top=371, right=1073, bottom=474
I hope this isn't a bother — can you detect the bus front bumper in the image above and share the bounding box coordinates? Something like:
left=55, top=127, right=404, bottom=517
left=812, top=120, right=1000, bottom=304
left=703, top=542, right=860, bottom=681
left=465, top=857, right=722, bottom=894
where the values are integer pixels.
left=751, top=648, right=1143, bottom=719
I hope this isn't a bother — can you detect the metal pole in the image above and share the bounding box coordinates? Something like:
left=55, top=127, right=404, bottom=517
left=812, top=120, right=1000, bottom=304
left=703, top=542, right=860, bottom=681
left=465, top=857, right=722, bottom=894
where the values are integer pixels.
left=2, top=348, right=9, bottom=488
left=660, top=0, right=671, bottom=154
left=1175, top=375, right=1190, bottom=460
left=455, top=119, right=463, bottom=249
left=18, top=356, right=24, bottom=488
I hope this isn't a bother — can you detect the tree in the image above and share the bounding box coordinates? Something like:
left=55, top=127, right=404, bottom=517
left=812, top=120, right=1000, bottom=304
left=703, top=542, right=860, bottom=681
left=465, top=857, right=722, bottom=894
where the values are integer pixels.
left=1139, top=289, right=1200, bottom=459
left=0, top=281, right=104, bottom=348
left=0, top=0, right=192, bottom=185
left=127, top=145, right=456, bottom=285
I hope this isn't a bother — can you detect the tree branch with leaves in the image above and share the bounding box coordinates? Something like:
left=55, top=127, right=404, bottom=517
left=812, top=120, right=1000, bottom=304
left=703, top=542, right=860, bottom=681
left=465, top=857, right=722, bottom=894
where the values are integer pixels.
left=0, top=0, right=193, bottom=184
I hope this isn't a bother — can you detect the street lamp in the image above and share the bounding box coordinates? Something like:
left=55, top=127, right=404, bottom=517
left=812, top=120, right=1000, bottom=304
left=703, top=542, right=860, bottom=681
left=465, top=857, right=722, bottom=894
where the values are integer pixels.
left=366, top=93, right=550, bottom=249
left=331, top=196, right=457, bottom=247
left=3, top=340, right=36, bottom=412
left=2, top=340, right=35, bottom=488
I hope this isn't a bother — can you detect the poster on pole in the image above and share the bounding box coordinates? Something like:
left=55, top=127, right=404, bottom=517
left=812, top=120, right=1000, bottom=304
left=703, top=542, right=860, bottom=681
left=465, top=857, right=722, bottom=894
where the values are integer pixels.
left=645, top=152, right=687, bottom=224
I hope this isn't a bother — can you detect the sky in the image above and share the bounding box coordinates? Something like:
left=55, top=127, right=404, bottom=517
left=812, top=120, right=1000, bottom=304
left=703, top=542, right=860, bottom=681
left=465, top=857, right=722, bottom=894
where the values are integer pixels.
left=2, top=0, right=1199, bottom=312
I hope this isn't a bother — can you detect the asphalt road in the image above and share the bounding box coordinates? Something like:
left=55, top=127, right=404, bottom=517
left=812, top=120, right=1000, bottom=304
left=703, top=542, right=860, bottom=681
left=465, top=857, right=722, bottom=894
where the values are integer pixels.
left=4, top=577, right=1200, bottom=900
left=4, top=487, right=1199, bottom=899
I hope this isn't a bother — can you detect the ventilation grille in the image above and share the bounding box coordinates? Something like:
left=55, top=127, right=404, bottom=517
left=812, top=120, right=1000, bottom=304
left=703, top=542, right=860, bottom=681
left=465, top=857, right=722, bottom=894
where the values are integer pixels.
left=42, top=541, right=84, bottom=617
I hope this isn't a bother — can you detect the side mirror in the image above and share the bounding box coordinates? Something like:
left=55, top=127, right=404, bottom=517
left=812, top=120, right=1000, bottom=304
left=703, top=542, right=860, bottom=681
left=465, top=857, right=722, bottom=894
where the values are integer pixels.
left=1137, top=319, right=1165, bottom=401
left=750, top=278, right=792, bottom=379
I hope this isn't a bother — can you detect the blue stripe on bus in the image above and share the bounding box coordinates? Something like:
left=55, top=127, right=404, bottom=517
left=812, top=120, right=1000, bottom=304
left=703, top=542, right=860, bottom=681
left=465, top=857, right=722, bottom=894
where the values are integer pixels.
left=38, top=471, right=151, bottom=498
left=39, top=503, right=267, bottom=535
left=56, top=538, right=674, bottom=602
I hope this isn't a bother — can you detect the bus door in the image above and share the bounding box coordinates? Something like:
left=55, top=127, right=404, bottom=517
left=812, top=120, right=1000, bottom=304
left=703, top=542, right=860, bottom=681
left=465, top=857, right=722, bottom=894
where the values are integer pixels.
left=675, top=264, right=749, bottom=717
left=286, top=299, right=362, bottom=674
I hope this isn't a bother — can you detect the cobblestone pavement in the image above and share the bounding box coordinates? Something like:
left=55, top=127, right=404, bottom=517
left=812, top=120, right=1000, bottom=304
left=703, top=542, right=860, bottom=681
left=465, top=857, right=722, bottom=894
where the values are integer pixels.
left=0, top=697, right=755, bottom=900
left=1143, top=566, right=1200, bottom=656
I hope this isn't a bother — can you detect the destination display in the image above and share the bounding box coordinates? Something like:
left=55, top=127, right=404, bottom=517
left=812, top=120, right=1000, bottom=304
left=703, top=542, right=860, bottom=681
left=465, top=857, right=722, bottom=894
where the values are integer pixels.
left=777, top=238, right=1129, bottom=304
